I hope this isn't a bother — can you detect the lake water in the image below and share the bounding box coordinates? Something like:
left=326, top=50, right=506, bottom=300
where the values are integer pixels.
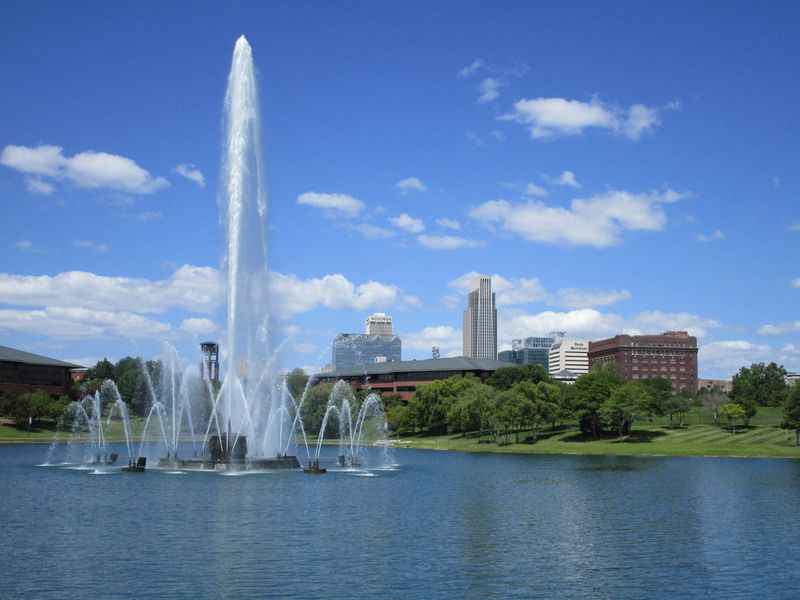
left=2, top=444, right=800, bottom=599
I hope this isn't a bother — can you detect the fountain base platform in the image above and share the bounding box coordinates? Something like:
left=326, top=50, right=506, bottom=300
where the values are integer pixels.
left=157, top=455, right=300, bottom=471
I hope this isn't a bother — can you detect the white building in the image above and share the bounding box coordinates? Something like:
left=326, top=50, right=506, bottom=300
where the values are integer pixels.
left=463, top=276, right=497, bottom=360
left=548, top=340, right=589, bottom=376
left=365, top=312, right=393, bottom=336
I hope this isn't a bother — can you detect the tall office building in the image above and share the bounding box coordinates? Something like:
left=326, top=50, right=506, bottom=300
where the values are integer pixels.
left=332, top=333, right=401, bottom=371
left=365, top=312, right=393, bottom=336
left=463, top=276, right=497, bottom=360
left=548, top=340, right=589, bottom=376
left=500, top=336, right=554, bottom=369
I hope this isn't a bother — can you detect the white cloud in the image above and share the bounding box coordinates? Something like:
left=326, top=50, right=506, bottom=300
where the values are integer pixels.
left=469, top=188, right=685, bottom=247
left=436, top=218, right=461, bottom=230
left=138, top=211, right=163, bottom=222
left=629, top=310, right=720, bottom=339
left=458, top=59, right=484, bottom=79
left=417, top=234, right=482, bottom=250
left=0, top=307, right=171, bottom=339
left=478, top=78, right=501, bottom=103
left=556, top=288, right=631, bottom=309
left=793, top=278, right=800, bottom=289
left=269, top=272, right=403, bottom=318
left=25, top=178, right=55, bottom=195
left=696, top=229, right=725, bottom=242
left=449, top=272, right=548, bottom=306
left=403, top=325, right=462, bottom=356
left=179, top=317, right=218, bottom=335
left=553, top=170, right=581, bottom=188
left=524, top=183, right=548, bottom=197
left=349, top=223, right=396, bottom=240
left=390, top=213, right=425, bottom=234
left=396, top=177, right=427, bottom=193
left=699, top=340, right=775, bottom=377
left=1, top=144, right=169, bottom=194
left=15, top=240, right=34, bottom=252
left=758, top=321, right=800, bottom=336
left=0, top=265, right=221, bottom=314
left=297, top=191, right=365, bottom=218
left=174, top=163, right=205, bottom=187
left=499, top=97, right=665, bottom=140
left=73, top=240, right=110, bottom=253
left=788, top=223, right=800, bottom=232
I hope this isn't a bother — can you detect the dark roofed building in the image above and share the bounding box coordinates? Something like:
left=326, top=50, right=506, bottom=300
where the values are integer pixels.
left=0, top=345, right=83, bottom=396
left=317, top=356, right=509, bottom=400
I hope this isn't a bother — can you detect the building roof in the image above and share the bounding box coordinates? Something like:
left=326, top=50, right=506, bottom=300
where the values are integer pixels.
left=0, top=345, right=83, bottom=369
left=324, top=356, right=509, bottom=378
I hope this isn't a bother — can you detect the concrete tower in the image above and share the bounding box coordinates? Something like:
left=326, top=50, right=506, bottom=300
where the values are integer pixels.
left=462, top=276, right=497, bottom=359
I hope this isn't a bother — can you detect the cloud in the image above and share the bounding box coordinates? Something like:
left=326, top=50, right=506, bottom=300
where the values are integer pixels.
left=628, top=310, right=720, bottom=338
left=417, top=234, right=482, bottom=250
left=269, top=272, right=405, bottom=318
left=297, top=191, right=365, bottom=218
left=436, top=218, right=461, bottom=230
left=1, top=144, right=169, bottom=194
left=478, top=78, right=501, bottom=103
left=466, top=131, right=484, bottom=146
left=0, top=265, right=221, bottom=314
left=553, top=170, right=581, bottom=188
left=396, top=177, right=427, bottom=193
left=179, top=317, right=218, bottom=335
left=73, top=240, right=110, bottom=253
left=696, top=229, right=725, bottom=242
left=348, top=223, right=396, bottom=240
left=524, top=183, right=548, bottom=197
left=138, top=211, right=163, bottom=222
left=758, top=321, right=800, bottom=336
left=174, top=163, right=206, bottom=187
left=499, top=97, right=666, bottom=140
left=458, top=59, right=484, bottom=79
left=788, top=223, right=800, bottom=232
left=403, top=325, right=462, bottom=356
left=469, top=188, right=685, bottom=247
left=15, top=240, right=34, bottom=252
left=25, top=178, right=55, bottom=195
left=449, top=272, right=548, bottom=306
left=699, top=340, right=775, bottom=377
left=793, top=278, right=800, bottom=289
left=389, top=213, right=425, bottom=234
left=0, top=307, right=171, bottom=339
left=490, top=130, right=505, bottom=141
left=556, top=288, right=631, bottom=309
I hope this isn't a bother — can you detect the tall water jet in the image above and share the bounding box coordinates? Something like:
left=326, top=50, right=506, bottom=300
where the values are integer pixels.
left=220, top=35, right=272, bottom=452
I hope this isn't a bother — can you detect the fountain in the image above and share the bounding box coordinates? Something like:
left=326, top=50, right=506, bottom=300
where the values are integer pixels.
left=44, top=35, right=394, bottom=475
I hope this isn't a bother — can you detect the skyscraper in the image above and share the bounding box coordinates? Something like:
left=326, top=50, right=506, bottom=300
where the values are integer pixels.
left=463, top=276, right=497, bottom=360
left=365, top=312, right=393, bottom=336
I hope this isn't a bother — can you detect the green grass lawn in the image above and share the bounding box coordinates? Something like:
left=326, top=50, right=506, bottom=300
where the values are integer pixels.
left=0, top=417, right=156, bottom=444
left=398, top=407, right=800, bottom=459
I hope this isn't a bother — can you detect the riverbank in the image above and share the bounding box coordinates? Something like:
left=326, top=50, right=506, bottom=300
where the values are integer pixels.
left=397, top=422, right=800, bottom=459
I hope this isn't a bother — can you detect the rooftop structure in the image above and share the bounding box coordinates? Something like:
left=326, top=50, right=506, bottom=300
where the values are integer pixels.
left=365, top=312, right=393, bottom=336
left=318, top=356, right=509, bottom=400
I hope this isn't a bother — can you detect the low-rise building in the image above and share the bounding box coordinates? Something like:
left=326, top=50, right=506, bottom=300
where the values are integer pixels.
left=697, top=378, right=732, bottom=394
left=786, top=372, right=800, bottom=386
left=588, top=331, right=698, bottom=392
left=498, top=347, right=549, bottom=370
left=317, top=356, right=508, bottom=401
left=548, top=340, right=588, bottom=377
left=0, top=345, right=83, bottom=396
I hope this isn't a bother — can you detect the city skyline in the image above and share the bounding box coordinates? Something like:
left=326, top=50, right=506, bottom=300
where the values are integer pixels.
left=1, top=3, right=799, bottom=379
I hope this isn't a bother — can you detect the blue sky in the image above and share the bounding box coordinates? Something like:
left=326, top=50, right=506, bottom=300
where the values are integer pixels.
left=1, top=1, right=798, bottom=378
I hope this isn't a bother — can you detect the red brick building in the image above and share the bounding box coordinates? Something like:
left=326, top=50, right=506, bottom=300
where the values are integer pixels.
left=588, top=331, right=698, bottom=392
left=317, top=356, right=508, bottom=401
left=0, top=345, right=83, bottom=396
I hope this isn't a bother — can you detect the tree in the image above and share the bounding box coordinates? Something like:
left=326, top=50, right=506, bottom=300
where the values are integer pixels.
left=731, top=363, right=789, bottom=424
left=513, top=381, right=556, bottom=442
left=493, top=389, right=523, bottom=444
left=719, top=402, right=746, bottom=434
left=640, top=377, right=673, bottom=416
left=599, top=381, right=652, bottom=438
left=487, top=364, right=549, bottom=390
left=663, top=393, right=691, bottom=427
left=286, top=368, right=309, bottom=401
left=411, top=376, right=482, bottom=434
left=781, top=384, right=800, bottom=446
left=572, top=368, right=623, bottom=437
left=86, top=358, right=115, bottom=381
left=301, top=383, right=335, bottom=439
left=446, top=383, right=494, bottom=434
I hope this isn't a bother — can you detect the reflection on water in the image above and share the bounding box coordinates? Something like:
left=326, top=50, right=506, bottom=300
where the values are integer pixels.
left=2, top=445, right=800, bottom=599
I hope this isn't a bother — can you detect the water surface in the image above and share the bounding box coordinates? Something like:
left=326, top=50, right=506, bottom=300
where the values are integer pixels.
left=2, top=445, right=800, bottom=599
